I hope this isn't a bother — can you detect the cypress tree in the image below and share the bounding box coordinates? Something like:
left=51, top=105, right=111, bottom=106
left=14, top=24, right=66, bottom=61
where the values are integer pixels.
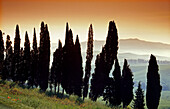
left=30, top=28, right=39, bottom=87
left=103, top=59, right=121, bottom=107
left=83, top=24, right=93, bottom=100
left=121, top=59, right=134, bottom=108
left=3, top=35, right=13, bottom=79
left=13, top=25, right=21, bottom=81
left=6, top=35, right=12, bottom=58
left=39, top=22, right=50, bottom=91
left=104, top=20, right=118, bottom=77
left=56, top=40, right=63, bottom=94
left=62, top=23, right=74, bottom=95
left=112, top=59, right=121, bottom=106
left=103, top=77, right=115, bottom=107
left=73, top=35, right=83, bottom=97
left=133, top=82, right=145, bottom=109
left=90, top=20, right=119, bottom=101
left=0, top=30, right=4, bottom=79
left=24, top=31, right=31, bottom=84
left=51, top=40, right=63, bottom=94
left=0, top=30, right=4, bottom=71
left=146, top=54, right=162, bottom=109
left=17, top=47, right=24, bottom=84
left=89, top=54, right=105, bottom=101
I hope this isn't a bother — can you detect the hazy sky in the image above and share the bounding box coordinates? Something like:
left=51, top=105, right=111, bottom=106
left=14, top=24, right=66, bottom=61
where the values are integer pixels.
left=0, top=0, right=170, bottom=46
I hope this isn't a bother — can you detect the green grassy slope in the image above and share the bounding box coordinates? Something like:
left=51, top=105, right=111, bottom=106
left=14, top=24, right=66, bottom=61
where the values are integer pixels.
left=0, top=81, right=111, bottom=109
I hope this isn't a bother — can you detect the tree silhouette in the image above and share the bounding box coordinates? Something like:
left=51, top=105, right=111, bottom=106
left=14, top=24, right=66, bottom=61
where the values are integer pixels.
left=0, top=30, right=4, bottom=79
left=146, top=54, right=162, bottom=109
left=83, top=24, right=93, bottom=100
left=121, top=59, right=134, bottom=108
left=24, top=31, right=31, bottom=85
left=13, top=25, right=21, bottom=81
left=73, top=35, right=83, bottom=97
left=112, top=59, right=121, bottom=106
left=133, top=82, right=145, bottom=109
left=89, top=54, right=104, bottom=101
left=4, top=35, right=13, bottom=79
left=30, top=28, right=39, bottom=87
left=6, top=35, right=12, bottom=58
left=39, top=22, right=50, bottom=91
left=62, top=23, right=74, bottom=95
left=17, top=47, right=24, bottom=84
left=104, top=21, right=118, bottom=76
left=103, top=77, right=115, bottom=107
left=103, top=59, right=121, bottom=107
left=51, top=40, right=63, bottom=94
left=90, top=20, right=119, bottom=101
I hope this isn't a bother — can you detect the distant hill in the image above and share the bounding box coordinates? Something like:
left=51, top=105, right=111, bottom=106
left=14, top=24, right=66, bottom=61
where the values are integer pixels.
left=51, top=38, right=170, bottom=65
left=81, top=38, right=170, bottom=57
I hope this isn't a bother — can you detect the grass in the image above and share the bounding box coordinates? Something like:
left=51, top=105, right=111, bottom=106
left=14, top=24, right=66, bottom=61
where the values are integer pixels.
left=0, top=80, right=112, bottom=109
left=1, top=77, right=169, bottom=109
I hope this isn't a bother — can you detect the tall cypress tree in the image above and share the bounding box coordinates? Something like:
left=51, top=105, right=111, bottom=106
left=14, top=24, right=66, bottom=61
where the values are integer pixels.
left=30, top=28, right=39, bottom=87
left=83, top=24, right=93, bottom=100
left=2, top=35, right=12, bottom=80
left=0, top=30, right=4, bottom=78
left=121, top=59, right=134, bottom=108
left=17, top=47, right=24, bottom=84
left=0, top=30, right=4, bottom=66
left=133, top=82, right=145, bottom=109
left=51, top=40, right=63, bottom=94
left=104, top=21, right=118, bottom=77
left=13, top=25, right=21, bottom=81
left=112, top=59, right=121, bottom=106
left=6, top=35, right=13, bottom=79
left=73, top=35, right=83, bottom=97
left=90, top=20, right=119, bottom=101
left=24, top=31, right=31, bottom=84
left=62, top=23, right=74, bottom=95
left=146, top=54, right=162, bottom=109
left=39, top=22, right=50, bottom=91
left=103, top=59, right=121, bottom=107
left=89, top=53, right=105, bottom=101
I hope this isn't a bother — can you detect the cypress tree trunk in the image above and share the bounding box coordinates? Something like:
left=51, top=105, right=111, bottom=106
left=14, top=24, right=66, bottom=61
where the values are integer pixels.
left=54, top=83, right=57, bottom=94
left=58, top=83, right=60, bottom=94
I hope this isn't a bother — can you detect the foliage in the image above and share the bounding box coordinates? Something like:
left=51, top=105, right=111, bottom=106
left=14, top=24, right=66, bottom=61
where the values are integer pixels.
left=38, top=22, right=50, bottom=91
left=112, top=59, right=121, bottom=106
left=146, top=54, right=162, bottom=109
left=121, top=59, right=134, bottom=108
left=83, top=24, right=93, bottom=100
left=0, top=30, right=4, bottom=79
left=90, top=20, right=119, bottom=101
left=62, top=23, right=83, bottom=97
left=30, top=28, right=39, bottom=88
left=13, top=25, right=21, bottom=82
left=133, top=82, right=145, bottom=109
left=50, top=40, right=63, bottom=94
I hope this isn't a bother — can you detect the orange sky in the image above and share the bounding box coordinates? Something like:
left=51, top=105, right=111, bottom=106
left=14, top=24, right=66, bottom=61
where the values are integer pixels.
left=0, top=0, right=170, bottom=46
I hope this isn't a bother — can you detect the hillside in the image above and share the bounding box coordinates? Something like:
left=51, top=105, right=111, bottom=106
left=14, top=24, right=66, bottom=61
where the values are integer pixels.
left=0, top=80, right=111, bottom=109
left=0, top=79, right=169, bottom=109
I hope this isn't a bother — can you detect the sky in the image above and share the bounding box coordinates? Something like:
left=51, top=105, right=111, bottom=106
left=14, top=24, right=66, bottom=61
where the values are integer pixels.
left=0, top=0, right=170, bottom=47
